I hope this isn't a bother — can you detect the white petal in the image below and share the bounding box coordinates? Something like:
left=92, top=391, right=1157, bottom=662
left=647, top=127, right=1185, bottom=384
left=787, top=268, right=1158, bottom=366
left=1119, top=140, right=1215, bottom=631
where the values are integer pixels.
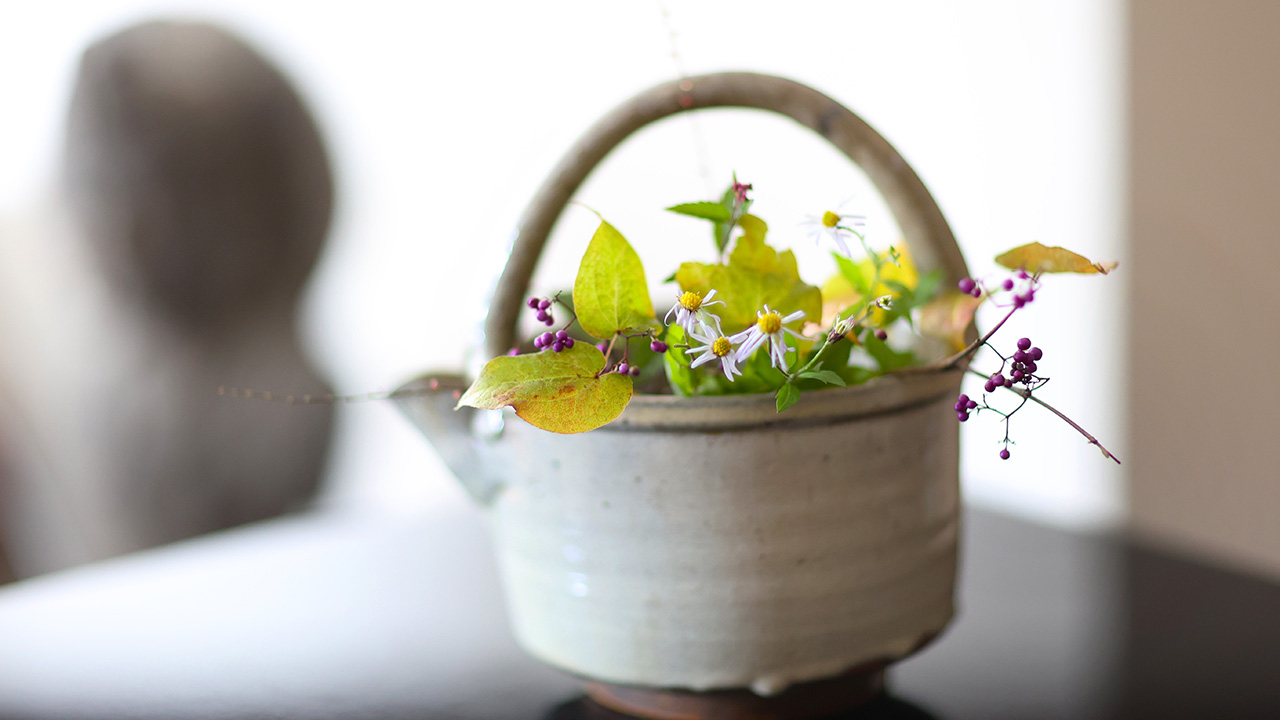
left=782, top=310, right=806, bottom=323
left=736, top=331, right=767, bottom=362
left=770, top=336, right=790, bottom=370
left=720, top=356, right=740, bottom=380
left=690, top=351, right=717, bottom=368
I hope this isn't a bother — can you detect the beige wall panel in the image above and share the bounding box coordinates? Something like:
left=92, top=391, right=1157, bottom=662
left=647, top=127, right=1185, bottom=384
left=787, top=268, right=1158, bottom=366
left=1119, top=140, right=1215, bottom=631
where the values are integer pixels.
left=1130, top=0, right=1280, bottom=577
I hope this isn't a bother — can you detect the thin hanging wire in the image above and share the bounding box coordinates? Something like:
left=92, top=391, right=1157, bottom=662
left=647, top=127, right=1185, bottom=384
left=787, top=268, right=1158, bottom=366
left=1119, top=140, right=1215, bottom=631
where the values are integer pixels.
left=658, top=0, right=714, bottom=196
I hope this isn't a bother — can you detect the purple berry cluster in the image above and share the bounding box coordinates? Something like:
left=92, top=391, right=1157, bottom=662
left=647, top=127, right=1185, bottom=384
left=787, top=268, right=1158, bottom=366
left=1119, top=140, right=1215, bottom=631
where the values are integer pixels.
left=650, top=340, right=668, bottom=353
left=527, top=297, right=556, bottom=326
left=612, top=362, right=641, bottom=377
left=535, top=330, right=575, bottom=353
left=960, top=272, right=1040, bottom=308
left=954, top=393, right=978, bottom=422
left=1008, top=337, right=1044, bottom=384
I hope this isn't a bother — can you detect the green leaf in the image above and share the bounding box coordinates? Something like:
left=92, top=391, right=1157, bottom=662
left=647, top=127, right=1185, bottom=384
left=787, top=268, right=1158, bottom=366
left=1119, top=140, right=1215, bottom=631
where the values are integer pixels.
left=667, top=201, right=731, bottom=222
left=816, top=334, right=853, bottom=373
left=864, top=333, right=918, bottom=372
left=676, top=218, right=822, bottom=335
left=775, top=383, right=801, bottom=413
left=919, top=290, right=982, bottom=352
left=661, top=325, right=697, bottom=397
left=457, top=343, right=632, bottom=434
left=833, top=252, right=870, bottom=295
left=840, top=365, right=880, bottom=386
left=913, top=269, right=945, bottom=305
left=711, top=186, right=750, bottom=255
left=798, top=370, right=846, bottom=387
left=995, top=242, right=1118, bottom=275
left=573, top=221, right=656, bottom=339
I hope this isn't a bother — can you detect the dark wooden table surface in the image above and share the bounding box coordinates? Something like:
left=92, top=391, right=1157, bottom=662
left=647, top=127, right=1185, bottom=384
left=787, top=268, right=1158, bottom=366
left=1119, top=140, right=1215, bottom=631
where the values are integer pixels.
left=0, top=495, right=1277, bottom=719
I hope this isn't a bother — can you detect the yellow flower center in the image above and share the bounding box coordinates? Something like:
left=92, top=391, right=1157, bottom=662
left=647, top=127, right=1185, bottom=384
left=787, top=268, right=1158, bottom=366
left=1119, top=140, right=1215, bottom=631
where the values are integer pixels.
left=822, top=210, right=840, bottom=228
left=757, top=312, right=782, bottom=334
left=712, top=337, right=732, bottom=357
left=678, top=291, right=703, bottom=311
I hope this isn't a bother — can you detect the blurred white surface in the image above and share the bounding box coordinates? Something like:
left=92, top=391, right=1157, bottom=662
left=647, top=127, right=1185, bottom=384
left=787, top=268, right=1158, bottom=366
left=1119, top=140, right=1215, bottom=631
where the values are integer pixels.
left=0, top=491, right=581, bottom=718
left=0, top=1, right=1126, bottom=529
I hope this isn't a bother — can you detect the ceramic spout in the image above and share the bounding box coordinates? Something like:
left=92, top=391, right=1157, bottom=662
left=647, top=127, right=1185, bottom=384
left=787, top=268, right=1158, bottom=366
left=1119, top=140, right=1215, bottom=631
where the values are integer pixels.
left=394, top=374, right=505, bottom=505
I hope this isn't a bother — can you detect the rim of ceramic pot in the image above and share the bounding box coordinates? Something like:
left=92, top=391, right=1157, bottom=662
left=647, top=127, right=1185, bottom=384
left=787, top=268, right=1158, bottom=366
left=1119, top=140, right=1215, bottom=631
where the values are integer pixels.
left=406, top=367, right=963, bottom=433
left=608, top=368, right=962, bottom=432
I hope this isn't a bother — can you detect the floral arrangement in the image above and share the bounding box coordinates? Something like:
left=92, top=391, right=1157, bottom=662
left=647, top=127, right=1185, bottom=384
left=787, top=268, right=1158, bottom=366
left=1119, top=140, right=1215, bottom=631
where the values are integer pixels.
left=457, top=178, right=1119, bottom=463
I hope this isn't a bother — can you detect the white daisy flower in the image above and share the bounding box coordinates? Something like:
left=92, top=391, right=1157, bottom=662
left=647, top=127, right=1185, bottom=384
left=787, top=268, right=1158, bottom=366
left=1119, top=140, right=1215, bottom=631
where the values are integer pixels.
left=730, top=305, right=806, bottom=371
left=664, top=289, right=725, bottom=335
left=687, top=326, right=743, bottom=381
left=803, top=208, right=866, bottom=257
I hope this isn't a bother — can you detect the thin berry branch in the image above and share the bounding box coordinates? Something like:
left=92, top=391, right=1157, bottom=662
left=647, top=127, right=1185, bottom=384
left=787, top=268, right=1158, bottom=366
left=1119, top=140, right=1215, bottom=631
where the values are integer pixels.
left=964, top=368, right=1121, bottom=465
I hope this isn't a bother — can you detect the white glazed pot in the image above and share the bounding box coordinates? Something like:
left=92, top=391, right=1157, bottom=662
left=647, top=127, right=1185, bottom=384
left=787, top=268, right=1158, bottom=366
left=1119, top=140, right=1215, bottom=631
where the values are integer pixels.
left=400, top=368, right=963, bottom=695
left=397, top=72, right=975, bottom=702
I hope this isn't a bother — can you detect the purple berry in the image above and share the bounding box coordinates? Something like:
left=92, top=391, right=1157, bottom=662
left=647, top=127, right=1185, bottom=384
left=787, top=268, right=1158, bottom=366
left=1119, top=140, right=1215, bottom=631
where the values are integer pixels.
left=1030, top=346, right=1043, bottom=361
left=538, top=299, right=552, bottom=310
left=957, top=411, right=969, bottom=422
left=1013, top=350, right=1028, bottom=364
left=651, top=340, right=668, bottom=353
left=958, top=278, right=976, bottom=294
left=527, top=298, right=540, bottom=309
left=1017, top=337, right=1031, bottom=351
left=1002, top=278, right=1014, bottom=291
left=971, top=287, right=982, bottom=298
left=1011, top=369, right=1023, bottom=381
left=564, top=337, right=575, bottom=349
left=536, top=310, right=550, bottom=322
left=552, top=340, right=565, bottom=352
left=984, top=380, right=996, bottom=393
left=533, top=336, right=546, bottom=349
left=556, top=330, right=569, bottom=341
left=954, top=401, right=965, bottom=411
left=544, top=318, right=555, bottom=326
left=617, top=363, right=629, bottom=375
left=999, top=448, right=1010, bottom=460
left=539, top=332, right=554, bottom=346
left=629, top=365, right=641, bottom=377
left=1024, top=361, right=1037, bottom=374
left=967, top=399, right=978, bottom=410
left=958, top=393, right=969, bottom=404
left=990, top=373, right=1005, bottom=387
left=875, top=329, right=888, bottom=341
left=596, top=341, right=609, bottom=354
left=507, top=347, right=521, bottom=356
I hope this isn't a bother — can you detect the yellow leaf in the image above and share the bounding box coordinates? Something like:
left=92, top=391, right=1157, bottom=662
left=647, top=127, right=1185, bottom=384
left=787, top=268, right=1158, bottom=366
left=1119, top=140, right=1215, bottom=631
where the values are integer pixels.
left=995, top=242, right=1118, bottom=275
left=918, top=290, right=982, bottom=352
left=824, top=243, right=918, bottom=326
left=457, top=344, right=632, bottom=434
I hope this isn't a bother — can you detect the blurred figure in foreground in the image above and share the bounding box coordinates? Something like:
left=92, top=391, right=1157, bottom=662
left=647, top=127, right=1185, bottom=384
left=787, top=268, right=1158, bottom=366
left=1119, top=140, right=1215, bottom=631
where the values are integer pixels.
left=0, top=20, right=334, bottom=576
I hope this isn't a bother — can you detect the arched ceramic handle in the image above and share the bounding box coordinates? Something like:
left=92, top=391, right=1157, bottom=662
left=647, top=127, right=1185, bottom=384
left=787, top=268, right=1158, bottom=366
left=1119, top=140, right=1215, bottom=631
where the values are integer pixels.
left=484, top=72, right=969, bottom=360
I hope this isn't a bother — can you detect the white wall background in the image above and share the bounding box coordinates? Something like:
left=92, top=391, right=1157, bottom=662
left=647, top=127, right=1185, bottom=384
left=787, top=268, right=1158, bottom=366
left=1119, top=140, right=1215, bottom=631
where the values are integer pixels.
left=0, top=1, right=1126, bottom=529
